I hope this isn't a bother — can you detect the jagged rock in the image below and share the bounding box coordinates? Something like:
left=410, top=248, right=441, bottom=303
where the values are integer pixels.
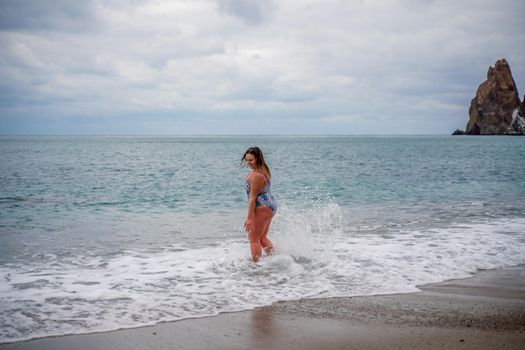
left=465, top=59, right=525, bottom=135
left=452, top=129, right=465, bottom=135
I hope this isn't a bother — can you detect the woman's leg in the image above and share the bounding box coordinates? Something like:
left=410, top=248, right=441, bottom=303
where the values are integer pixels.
left=260, top=217, right=273, bottom=254
left=248, top=207, right=273, bottom=262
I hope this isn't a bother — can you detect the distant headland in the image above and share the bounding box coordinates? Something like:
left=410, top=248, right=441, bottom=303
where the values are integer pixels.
left=453, top=58, right=525, bottom=135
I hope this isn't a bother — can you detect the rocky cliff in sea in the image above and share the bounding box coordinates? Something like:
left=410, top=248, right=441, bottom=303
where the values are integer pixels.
left=454, top=59, right=525, bottom=135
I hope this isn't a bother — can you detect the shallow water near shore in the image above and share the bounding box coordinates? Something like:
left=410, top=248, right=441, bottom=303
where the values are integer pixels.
left=1, top=135, right=524, bottom=343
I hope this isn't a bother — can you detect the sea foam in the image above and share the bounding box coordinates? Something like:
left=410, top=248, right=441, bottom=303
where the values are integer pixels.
left=1, top=204, right=524, bottom=343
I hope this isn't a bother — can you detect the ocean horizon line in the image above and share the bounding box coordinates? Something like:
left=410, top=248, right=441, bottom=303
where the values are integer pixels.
left=0, top=133, right=457, bottom=138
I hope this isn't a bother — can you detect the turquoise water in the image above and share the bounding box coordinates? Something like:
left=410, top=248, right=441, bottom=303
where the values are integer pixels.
left=1, top=135, right=525, bottom=342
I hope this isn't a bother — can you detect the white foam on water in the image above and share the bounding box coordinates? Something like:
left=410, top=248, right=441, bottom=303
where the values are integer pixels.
left=1, top=204, right=525, bottom=343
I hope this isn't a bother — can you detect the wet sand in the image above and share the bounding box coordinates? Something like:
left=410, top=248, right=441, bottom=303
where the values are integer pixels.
left=1, top=265, right=524, bottom=350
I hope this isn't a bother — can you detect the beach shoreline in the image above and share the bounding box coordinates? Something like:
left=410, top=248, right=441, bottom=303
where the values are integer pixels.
left=1, top=264, right=524, bottom=350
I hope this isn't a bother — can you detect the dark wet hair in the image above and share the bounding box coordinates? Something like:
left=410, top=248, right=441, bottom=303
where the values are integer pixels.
left=241, top=147, right=271, bottom=179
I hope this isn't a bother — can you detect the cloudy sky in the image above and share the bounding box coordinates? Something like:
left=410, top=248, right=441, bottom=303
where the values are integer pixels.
left=1, top=0, right=524, bottom=135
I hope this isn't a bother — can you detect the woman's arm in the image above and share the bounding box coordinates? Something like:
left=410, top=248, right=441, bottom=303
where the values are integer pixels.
left=244, top=173, right=266, bottom=232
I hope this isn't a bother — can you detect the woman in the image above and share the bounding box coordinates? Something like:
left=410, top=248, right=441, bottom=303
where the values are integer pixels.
left=241, top=147, right=277, bottom=262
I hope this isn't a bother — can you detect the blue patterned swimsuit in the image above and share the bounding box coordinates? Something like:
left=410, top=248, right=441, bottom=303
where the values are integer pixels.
left=243, top=172, right=277, bottom=215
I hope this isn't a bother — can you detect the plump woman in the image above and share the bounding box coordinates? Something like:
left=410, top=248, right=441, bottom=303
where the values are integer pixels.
left=241, top=147, right=277, bottom=262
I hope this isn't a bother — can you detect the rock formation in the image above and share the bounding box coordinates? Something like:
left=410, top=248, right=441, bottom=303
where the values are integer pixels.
left=462, top=59, right=525, bottom=135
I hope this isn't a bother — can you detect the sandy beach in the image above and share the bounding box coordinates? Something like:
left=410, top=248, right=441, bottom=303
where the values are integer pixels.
left=1, top=265, right=524, bottom=350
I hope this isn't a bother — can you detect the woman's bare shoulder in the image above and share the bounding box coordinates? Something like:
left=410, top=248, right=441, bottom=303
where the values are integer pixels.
left=244, top=172, right=263, bottom=181
left=255, top=171, right=272, bottom=183
left=251, top=172, right=266, bottom=179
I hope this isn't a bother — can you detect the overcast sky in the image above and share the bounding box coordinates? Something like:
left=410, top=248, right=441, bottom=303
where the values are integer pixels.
left=1, top=0, right=524, bottom=135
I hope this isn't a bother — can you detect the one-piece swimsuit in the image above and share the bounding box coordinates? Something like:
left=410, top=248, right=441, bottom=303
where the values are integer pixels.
left=242, top=172, right=277, bottom=215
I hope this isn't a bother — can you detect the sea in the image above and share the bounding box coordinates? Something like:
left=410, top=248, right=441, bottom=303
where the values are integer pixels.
left=1, top=135, right=524, bottom=343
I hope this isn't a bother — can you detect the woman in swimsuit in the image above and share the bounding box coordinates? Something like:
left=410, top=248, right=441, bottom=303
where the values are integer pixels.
left=241, top=147, right=277, bottom=262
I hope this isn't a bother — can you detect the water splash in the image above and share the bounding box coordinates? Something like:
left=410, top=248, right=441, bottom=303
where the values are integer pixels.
left=271, top=202, right=342, bottom=262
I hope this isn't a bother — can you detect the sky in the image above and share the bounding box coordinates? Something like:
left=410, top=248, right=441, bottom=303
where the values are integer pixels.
left=1, top=0, right=524, bottom=135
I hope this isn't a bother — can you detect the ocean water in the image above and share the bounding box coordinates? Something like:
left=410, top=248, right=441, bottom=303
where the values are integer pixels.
left=1, top=135, right=524, bottom=343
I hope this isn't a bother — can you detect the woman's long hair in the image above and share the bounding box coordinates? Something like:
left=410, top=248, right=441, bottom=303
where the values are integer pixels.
left=241, top=147, right=271, bottom=180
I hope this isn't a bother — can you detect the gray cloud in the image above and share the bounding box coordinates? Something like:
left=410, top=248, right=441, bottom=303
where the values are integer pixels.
left=217, top=0, right=274, bottom=25
left=0, top=0, right=99, bottom=32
